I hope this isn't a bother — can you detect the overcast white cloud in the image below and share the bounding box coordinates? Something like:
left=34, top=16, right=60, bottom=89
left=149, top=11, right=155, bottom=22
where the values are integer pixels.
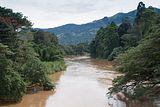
left=1, top=0, right=160, bottom=28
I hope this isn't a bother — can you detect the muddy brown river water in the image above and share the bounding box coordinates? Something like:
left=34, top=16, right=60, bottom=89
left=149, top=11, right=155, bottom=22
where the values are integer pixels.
left=1, top=56, right=156, bottom=107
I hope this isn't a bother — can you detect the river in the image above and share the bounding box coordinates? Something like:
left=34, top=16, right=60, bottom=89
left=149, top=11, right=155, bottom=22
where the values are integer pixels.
left=0, top=56, right=155, bottom=107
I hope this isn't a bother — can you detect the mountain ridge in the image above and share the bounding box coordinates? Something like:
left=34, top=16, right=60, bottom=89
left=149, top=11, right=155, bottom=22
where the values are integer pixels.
left=38, top=8, right=160, bottom=44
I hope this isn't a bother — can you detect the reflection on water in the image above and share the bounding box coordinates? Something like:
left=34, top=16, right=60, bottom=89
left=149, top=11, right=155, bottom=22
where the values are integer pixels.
left=0, top=56, right=156, bottom=107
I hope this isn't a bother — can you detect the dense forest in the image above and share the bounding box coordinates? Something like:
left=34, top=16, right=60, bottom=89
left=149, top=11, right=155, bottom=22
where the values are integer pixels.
left=0, top=6, right=65, bottom=102
left=1, top=1, right=160, bottom=105
left=62, top=43, right=89, bottom=56
left=41, top=7, right=160, bottom=45
left=90, top=2, right=160, bottom=99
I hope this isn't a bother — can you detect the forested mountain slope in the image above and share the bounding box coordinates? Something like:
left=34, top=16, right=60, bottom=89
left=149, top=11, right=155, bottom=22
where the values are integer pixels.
left=40, top=8, right=160, bottom=44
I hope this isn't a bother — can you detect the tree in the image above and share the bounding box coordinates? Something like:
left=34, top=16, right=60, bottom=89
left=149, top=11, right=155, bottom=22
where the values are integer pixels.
left=33, top=30, right=63, bottom=61
left=118, top=21, right=132, bottom=47
left=90, top=39, right=97, bottom=58
left=0, top=7, right=32, bottom=101
left=136, top=2, right=145, bottom=18
left=120, top=6, right=159, bottom=49
left=90, top=22, right=120, bottom=59
left=0, top=6, right=32, bottom=31
left=111, top=23, right=160, bottom=99
left=0, top=6, right=55, bottom=102
left=109, top=2, right=160, bottom=99
left=0, top=43, right=26, bottom=101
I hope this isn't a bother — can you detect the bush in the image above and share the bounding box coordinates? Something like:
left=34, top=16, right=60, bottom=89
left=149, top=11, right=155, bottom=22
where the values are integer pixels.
left=111, top=24, right=160, bottom=99
left=43, top=60, right=66, bottom=74
left=108, top=47, right=124, bottom=61
left=23, top=57, right=49, bottom=86
left=0, top=51, right=26, bottom=102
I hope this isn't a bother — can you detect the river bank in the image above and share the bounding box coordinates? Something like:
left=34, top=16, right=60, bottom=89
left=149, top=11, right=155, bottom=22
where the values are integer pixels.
left=0, top=56, right=157, bottom=107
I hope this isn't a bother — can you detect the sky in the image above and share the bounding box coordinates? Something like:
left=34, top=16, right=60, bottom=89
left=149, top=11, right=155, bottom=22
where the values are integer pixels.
left=1, top=0, right=160, bottom=28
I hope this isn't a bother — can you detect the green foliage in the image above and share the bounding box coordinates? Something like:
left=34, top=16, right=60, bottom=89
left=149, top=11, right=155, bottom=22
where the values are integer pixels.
left=90, top=22, right=120, bottom=59
left=108, top=47, right=124, bottom=61
left=23, top=57, right=48, bottom=85
left=0, top=6, right=32, bottom=30
left=89, top=6, right=160, bottom=61
left=43, top=81, right=55, bottom=90
left=43, top=61, right=66, bottom=74
left=118, top=21, right=132, bottom=47
left=33, top=30, right=63, bottom=61
left=119, top=8, right=159, bottom=50
left=0, top=6, right=32, bottom=102
left=135, top=8, right=158, bottom=36
left=15, top=42, right=55, bottom=90
left=63, top=43, right=89, bottom=55
left=0, top=6, right=64, bottom=102
left=33, top=30, right=58, bottom=45
left=89, top=2, right=160, bottom=99
left=41, top=7, right=160, bottom=45
left=111, top=20, right=160, bottom=99
left=0, top=43, right=26, bottom=102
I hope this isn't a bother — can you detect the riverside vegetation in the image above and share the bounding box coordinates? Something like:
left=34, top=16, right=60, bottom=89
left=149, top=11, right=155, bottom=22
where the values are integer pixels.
left=0, top=6, right=65, bottom=102
left=90, top=2, right=160, bottom=100
left=1, top=1, right=160, bottom=105
left=62, top=42, right=89, bottom=56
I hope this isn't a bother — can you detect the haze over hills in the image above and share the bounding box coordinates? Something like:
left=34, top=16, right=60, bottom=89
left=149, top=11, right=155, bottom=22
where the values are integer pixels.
left=39, top=8, right=160, bottom=45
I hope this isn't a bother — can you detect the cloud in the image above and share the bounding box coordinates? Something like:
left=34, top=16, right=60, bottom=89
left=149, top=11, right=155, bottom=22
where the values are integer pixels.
left=1, top=0, right=160, bottom=28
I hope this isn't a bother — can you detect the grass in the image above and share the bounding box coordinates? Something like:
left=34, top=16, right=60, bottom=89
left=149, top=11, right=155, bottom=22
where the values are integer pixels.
left=43, top=60, right=66, bottom=74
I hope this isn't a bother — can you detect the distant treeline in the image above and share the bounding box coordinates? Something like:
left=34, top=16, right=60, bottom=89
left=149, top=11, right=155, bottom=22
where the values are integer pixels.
left=0, top=6, right=65, bottom=102
left=62, top=43, right=89, bottom=56
left=90, top=2, right=160, bottom=99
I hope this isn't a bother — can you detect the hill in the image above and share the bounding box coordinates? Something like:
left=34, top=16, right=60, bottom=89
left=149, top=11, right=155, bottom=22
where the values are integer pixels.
left=39, top=8, right=160, bottom=44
